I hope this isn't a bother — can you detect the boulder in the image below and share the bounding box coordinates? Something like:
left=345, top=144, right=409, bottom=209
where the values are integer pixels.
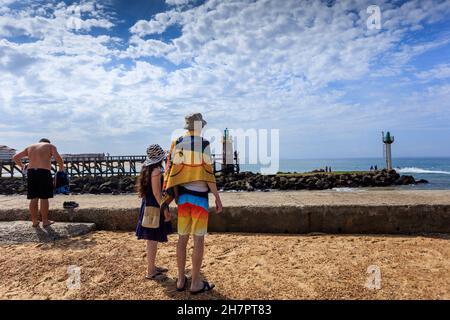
left=245, top=182, right=255, bottom=192
left=0, top=221, right=96, bottom=244
left=315, top=179, right=325, bottom=189
left=362, top=176, right=373, bottom=186
left=0, top=169, right=426, bottom=195
left=395, top=175, right=416, bottom=185
left=89, top=186, right=100, bottom=194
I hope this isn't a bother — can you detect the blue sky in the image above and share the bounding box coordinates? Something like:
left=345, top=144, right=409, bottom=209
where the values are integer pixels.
left=1, top=0, right=450, bottom=159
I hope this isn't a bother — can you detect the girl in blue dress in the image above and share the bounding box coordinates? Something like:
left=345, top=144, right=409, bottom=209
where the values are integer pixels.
left=136, top=144, right=173, bottom=280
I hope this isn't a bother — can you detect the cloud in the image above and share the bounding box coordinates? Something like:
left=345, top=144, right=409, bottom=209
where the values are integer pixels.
left=124, top=36, right=174, bottom=58
left=125, top=0, right=450, bottom=117
left=130, top=11, right=181, bottom=36
left=417, top=63, right=450, bottom=81
left=1, top=0, right=450, bottom=156
left=165, top=0, right=193, bottom=6
left=0, top=1, right=114, bottom=39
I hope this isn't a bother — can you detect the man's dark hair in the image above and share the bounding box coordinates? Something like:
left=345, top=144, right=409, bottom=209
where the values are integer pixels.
left=39, top=138, right=51, bottom=143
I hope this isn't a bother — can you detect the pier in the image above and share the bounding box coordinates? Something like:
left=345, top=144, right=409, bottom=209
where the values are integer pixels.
left=0, top=155, right=146, bottom=178
left=1, top=154, right=237, bottom=178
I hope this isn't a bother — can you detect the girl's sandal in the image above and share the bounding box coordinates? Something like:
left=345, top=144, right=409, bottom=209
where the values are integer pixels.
left=190, top=281, right=215, bottom=295
left=43, top=221, right=55, bottom=228
left=145, top=272, right=165, bottom=280
left=176, top=276, right=188, bottom=292
left=156, top=266, right=169, bottom=273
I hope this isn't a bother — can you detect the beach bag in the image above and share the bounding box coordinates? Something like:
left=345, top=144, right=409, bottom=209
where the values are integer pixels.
left=142, top=206, right=160, bottom=228
left=54, top=171, right=70, bottom=195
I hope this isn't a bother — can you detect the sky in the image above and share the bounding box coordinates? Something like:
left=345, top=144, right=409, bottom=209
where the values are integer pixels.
left=0, top=0, right=450, bottom=159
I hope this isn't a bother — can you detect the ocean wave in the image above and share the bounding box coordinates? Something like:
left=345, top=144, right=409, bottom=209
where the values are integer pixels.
left=395, top=167, right=450, bottom=175
left=332, top=187, right=359, bottom=192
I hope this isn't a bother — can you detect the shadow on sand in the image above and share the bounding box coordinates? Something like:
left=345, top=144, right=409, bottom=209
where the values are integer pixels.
left=33, top=226, right=98, bottom=249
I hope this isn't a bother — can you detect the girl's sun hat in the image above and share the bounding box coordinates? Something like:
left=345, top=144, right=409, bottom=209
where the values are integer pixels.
left=143, top=144, right=165, bottom=167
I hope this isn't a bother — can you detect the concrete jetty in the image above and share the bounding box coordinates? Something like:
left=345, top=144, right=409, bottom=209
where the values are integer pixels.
left=1, top=190, right=449, bottom=234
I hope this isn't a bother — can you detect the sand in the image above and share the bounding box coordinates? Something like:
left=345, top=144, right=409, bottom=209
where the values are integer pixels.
left=1, top=190, right=449, bottom=300
left=0, top=231, right=449, bottom=300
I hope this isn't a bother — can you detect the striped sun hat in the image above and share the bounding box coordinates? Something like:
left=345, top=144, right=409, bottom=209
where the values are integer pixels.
left=143, top=144, right=166, bottom=166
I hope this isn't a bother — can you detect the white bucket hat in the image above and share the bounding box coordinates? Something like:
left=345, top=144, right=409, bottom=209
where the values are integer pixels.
left=143, top=144, right=165, bottom=166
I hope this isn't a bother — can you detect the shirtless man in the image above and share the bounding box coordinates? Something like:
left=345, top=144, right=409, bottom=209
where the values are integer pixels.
left=13, top=139, right=65, bottom=227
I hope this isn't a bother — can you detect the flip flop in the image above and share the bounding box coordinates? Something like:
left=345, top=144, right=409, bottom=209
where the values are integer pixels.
left=145, top=271, right=164, bottom=280
left=32, top=222, right=40, bottom=228
left=156, top=266, right=169, bottom=273
left=176, top=276, right=188, bottom=292
left=190, top=281, right=215, bottom=295
left=43, top=221, right=55, bottom=228
left=64, top=201, right=79, bottom=209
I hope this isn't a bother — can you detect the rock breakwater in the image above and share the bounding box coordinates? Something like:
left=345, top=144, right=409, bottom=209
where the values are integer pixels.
left=0, top=170, right=426, bottom=195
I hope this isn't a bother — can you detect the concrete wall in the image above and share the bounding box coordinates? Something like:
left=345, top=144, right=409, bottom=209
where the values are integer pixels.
left=1, top=205, right=449, bottom=234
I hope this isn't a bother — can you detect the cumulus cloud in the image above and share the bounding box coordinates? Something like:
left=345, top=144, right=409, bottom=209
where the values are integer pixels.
left=417, top=63, right=450, bottom=80
left=1, top=0, right=450, bottom=156
left=124, top=36, right=174, bottom=58
left=0, top=1, right=114, bottom=39
left=126, top=0, right=450, bottom=120
left=165, top=0, right=193, bottom=6
left=130, top=11, right=181, bottom=36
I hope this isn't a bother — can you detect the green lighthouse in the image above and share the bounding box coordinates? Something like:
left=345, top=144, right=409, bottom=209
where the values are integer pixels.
left=382, top=131, right=395, bottom=170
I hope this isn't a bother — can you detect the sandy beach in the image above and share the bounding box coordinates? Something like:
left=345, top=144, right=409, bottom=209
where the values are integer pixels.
left=1, top=190, right=449, bottom=300
left=0, top=231, right=449, bottom=300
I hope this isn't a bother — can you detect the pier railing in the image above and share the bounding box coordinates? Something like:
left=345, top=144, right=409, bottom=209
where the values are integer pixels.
left=2, top=154, right=241, bottom=178
left=0, top=155, right=147, bottom=178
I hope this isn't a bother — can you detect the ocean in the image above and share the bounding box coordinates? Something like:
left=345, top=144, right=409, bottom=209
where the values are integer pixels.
left=3, top=157, right=449, bottom=190
left=239, top=158, right=450, bottom=190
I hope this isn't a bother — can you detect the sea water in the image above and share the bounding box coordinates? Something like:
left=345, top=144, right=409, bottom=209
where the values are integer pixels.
left=239, top=158, right=450, bottom=190
left=4, top=157, right=449, bottom=190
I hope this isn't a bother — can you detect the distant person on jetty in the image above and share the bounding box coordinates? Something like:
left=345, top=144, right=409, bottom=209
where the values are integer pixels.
left=135, top=144, right=172, bottom=280
left=13, top=138, right=65, bottom=228
left=161, top=113, right=223, bottom=294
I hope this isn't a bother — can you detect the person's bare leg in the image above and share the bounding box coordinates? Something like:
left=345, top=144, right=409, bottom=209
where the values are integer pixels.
left=40, top=199, right=53, bottom=226
left=177, top=235, right=189, bottom=289
left=29, top=199, right=39, bottom=227
left=190, top=235, right=205, bottom=291
left=146, top=240, right=158, bottom=277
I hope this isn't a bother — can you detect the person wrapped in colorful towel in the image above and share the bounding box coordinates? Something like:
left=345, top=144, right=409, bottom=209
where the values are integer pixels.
left=161, top=113, right=223, bottom=295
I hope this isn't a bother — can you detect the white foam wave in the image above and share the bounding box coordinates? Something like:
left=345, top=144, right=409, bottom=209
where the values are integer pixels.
left=395, top=167, right=450, bottom=175
left=332, top=187, right=358, bottom=192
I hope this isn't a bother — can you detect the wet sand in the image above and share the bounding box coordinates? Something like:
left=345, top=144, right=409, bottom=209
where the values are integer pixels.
left=0, top=231, right=449, bottom=300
